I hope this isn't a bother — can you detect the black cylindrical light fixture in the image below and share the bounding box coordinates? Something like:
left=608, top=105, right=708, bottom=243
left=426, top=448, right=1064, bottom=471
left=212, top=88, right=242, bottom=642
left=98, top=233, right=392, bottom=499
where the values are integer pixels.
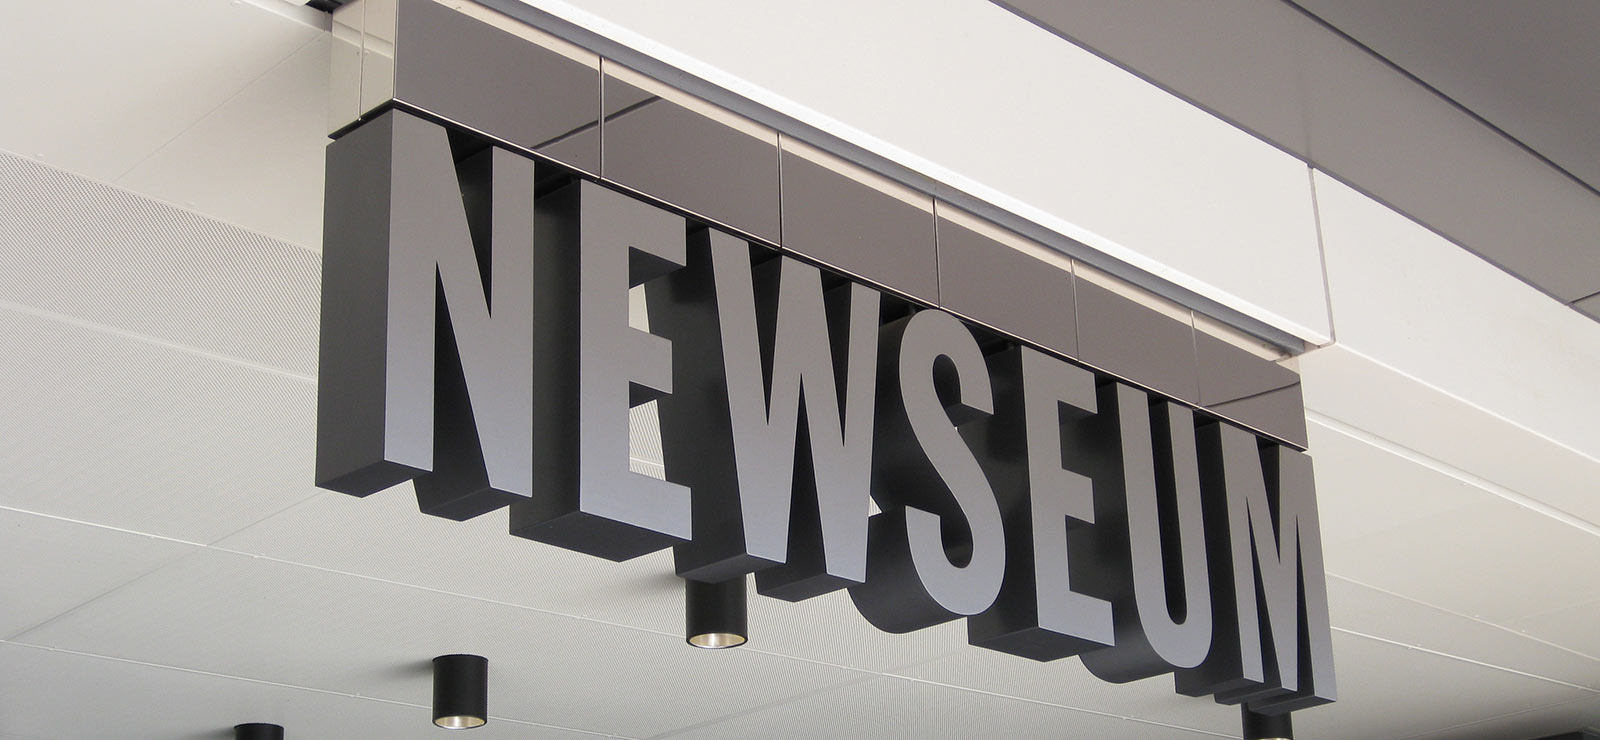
left=1242, top=707, right=1293, bottom=740
left=433, top=654, right=489, bottom=729
left=234, top=723, right=284, bottom=740
left=685, top=576, right=747, bottom=649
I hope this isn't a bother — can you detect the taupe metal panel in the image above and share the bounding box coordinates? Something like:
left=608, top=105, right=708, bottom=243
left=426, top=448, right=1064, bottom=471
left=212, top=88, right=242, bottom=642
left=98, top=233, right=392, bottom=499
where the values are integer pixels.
left=780, top=149, right=938, bottom=304
left=1208, top=385, right=1309, bottom=451
left=603, top=72, right=656, bottom=116
left=1073, top=281, right=1199, bottom=404
left=1195, top=332, right=1306, bottom=448
left=1294, top=0, right=1600, bottom=195
left=391, top=0, right=601, bottom=173
left=601, top=74, right=781, bottom=243
left=1575, top=293, right=1600, bottom=321
left=1195, top=333, right=1298, bottom=407
left=936, top=214, right=1077, bottom=358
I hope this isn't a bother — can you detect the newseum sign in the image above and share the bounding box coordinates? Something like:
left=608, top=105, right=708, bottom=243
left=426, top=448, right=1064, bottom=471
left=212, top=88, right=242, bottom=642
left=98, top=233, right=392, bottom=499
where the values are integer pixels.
left=316, top=0, right=1333, bottom=716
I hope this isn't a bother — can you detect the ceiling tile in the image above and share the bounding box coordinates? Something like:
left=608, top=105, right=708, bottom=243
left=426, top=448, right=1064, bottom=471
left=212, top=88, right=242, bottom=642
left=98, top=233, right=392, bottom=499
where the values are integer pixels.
left=1293, top=631, right=1593, bottom=740
left=0, top=310, right=319, bottom=543
left=0, top=508, right=196, bottom=639
left=1301, top=345, right=1600, bottom=525
left=663, top=674, right=1219, bottom=740
left=0, top=151, right=321, bottom=377
left=215, top=487, right=686, bottom=636
left=1503, top=600, right=1600, bottom=663
left=217, top=486, right=966, bottom=674
left=1397, top=694, right=1600, bottom=740
left=743, top=589, right=967, bottom=674
left=896, top=647, right=1237, bottom=736
left=1307, top=418, right=1486, bottom=557
left=1326, top=576, right=1600, bottom=690
left=0, top=642, right=608, bottom=740
left=13, top=548, right=864, bottom=739
left=117, top=36, right=331, bottom=250
left=1313, top=172, right=1600, bottom=461
left=1324, top=495, right=1600, bottom=625
left=0, top=0, right=320, bottom=182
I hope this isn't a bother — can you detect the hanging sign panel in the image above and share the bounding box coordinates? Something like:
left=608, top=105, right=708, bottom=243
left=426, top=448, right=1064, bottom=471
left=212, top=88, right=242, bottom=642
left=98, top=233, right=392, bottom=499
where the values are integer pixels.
left=315, top=107, right=1335, bottom=714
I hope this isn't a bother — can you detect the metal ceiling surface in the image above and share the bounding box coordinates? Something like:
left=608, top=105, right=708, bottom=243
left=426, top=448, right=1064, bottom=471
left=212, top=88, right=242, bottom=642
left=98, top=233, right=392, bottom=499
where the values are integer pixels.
left=993, top=0, right=1600, bottom=318
left=1291, top=0, right=1600, bottom=195
left=0, top=1, right=1597, bottom=739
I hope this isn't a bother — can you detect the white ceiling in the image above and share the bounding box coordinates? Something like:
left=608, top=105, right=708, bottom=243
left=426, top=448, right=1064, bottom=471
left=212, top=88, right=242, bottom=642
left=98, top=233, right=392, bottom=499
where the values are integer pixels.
left=0, top=1, right=1596, bottom=739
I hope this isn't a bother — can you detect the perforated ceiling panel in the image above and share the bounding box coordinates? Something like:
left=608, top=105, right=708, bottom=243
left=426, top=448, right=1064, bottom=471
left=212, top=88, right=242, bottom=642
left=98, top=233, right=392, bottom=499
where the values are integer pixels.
left=0, top=151, right=321, bottom=377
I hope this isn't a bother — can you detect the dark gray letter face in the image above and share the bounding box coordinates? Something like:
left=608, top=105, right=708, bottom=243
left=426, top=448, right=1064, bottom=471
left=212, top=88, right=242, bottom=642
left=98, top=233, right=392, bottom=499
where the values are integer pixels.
left=1177, top=423, right=1336, bottom=712
left=969, top=347, right=1114, bottom=660
left=508, top=180, right=692, bottom=561
left=648, top=231, right=880, bottom=597
left=316, top=109, right=534, bottom=520
left=1079, top=383, right=1213, bottom=682
left=850, top=309, right=1006, bottom=633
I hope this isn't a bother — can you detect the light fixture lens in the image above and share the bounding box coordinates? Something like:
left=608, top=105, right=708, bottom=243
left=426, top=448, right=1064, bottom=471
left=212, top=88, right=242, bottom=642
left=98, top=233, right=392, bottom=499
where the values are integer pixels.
left=685, top=577, right=748, bottom=649
left=434, top=715, right=488, bottom=730
left=687, top=631, right=747, bottom=649
left=433, top=654, right=488, bottom=730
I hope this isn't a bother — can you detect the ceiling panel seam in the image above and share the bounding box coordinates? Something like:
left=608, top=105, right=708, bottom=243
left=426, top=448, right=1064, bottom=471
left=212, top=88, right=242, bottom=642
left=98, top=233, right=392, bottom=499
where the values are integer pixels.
left=874, top=674, right=1234, bottom=738
left=0, top=504, right=205, bottom=548
left=1327, top=574, right=1600, bottom=666
left=1305, top=413, right=1600, bottom=538
left=1331, top=628, right=1600, bottom=693
left=0, top=145, right=325, bottom=256
left=200, top=492, right=329, bottom=548
left=643, top=674, right=881, bottom=740
left=1307, top=165, right=1339, bottom=345
left=0, top=300, right=315, bottom=385
left=1306, top=343, right=1600, bottom=472
left=4, top=551, right=207, bottom=643
left=110, top=34, right=326, bottom=183
left=1388, top=693, right=1600, bottom=740
left=1507, top=597, right=1600, bottom=636
left=1316, top=343, right=1600, bottom=469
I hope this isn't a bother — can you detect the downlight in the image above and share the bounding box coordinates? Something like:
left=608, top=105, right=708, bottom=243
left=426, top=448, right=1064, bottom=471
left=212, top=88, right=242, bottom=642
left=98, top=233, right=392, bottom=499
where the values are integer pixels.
left=433, top=654, right=489, bottom=729
left=686, top=576, right=748, bottom=649
left=1242, top=708, right=1293, bottom=740
left=234, top=724, right=284, bottom=740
